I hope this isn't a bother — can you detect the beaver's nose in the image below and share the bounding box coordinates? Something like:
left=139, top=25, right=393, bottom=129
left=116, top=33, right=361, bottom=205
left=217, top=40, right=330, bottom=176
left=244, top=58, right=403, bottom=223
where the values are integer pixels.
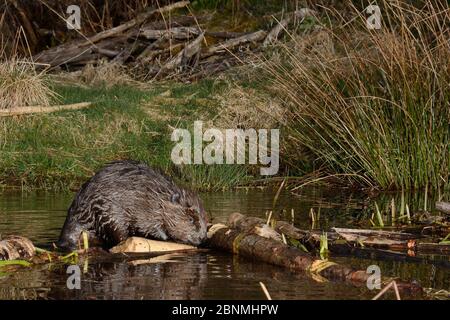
left=187, top=235, right=202, bottom=246
left=56, top=239, right=75, bottom=251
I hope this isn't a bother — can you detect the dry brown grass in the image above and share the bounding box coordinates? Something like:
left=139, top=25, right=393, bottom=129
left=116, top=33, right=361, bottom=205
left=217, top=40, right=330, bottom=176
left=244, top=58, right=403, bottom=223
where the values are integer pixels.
left=214, top=85, right=285, bottom=129
left=79, top=60, right=136, bottom=88
left=0, top=59, right=58, bottom=109
left=50, top=60, right=144, bottom=88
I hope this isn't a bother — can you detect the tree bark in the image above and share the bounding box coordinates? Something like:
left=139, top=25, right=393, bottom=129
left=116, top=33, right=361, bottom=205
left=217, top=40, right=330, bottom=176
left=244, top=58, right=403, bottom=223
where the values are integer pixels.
left=206, top=223, right=422, bottom=295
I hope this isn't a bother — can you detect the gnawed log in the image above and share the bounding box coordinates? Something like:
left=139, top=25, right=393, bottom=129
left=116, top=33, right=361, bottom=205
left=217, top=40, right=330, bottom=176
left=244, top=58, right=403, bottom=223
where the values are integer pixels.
left=110, top=237, right=197, bottom=254
left=0, top=102, right=92, bottom=117
left=263, top=8, right=315, bottom=46
left=206, top=223, right=422, bottom=295
left=0, top=236, right=35, bottom=260
left=228, top=212, right=326, bottom=243
left=436, top=202, right=450, bottom=215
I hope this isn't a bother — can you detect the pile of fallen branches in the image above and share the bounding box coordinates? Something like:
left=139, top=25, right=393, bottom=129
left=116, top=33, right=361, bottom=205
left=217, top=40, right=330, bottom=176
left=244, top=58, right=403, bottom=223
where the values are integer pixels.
left=0, top=0, right=173, bottom=55
left=33, top=1, right=315, bottom=81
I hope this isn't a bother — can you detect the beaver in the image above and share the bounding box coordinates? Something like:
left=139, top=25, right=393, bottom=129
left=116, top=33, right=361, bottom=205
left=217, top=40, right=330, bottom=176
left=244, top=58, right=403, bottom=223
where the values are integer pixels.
left=57, top=160, right=208, bottom=250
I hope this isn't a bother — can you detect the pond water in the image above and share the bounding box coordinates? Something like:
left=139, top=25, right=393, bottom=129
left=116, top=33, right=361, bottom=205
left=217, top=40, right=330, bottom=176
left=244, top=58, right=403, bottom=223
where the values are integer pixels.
left=0, top=189, right=448, bottom=300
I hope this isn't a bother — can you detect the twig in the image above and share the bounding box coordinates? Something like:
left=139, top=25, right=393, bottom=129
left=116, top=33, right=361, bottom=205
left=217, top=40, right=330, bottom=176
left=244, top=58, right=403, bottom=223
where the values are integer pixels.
left=259, top=282, right=272, bottom=300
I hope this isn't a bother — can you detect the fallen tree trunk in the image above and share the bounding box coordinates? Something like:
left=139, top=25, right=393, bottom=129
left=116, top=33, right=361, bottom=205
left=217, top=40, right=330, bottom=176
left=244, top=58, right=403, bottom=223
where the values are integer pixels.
left=206, top=223, right=422, bottom=295
left=0, top=102, right=92, bottom=117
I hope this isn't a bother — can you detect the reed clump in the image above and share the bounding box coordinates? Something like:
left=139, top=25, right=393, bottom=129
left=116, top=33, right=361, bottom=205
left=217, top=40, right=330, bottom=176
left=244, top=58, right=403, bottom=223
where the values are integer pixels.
left=265, top=1, right=450, bottom=190
left=0, top=59, right=57, bottom=109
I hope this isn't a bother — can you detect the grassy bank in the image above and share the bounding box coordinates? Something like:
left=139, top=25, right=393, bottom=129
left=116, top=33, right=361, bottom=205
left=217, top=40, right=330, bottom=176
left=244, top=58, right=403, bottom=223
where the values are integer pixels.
left=1, top=1, right=448, bottom=193
left=0, top=80, right=250, bottom=191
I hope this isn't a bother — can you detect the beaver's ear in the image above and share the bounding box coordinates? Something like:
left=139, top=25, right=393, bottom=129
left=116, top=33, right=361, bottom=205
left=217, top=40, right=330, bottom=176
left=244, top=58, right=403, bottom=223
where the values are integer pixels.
left=170, top=193, right=181, bottom=204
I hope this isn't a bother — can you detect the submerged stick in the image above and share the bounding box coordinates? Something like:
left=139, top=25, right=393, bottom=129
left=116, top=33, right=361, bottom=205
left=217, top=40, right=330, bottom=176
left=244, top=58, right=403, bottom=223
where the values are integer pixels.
left=372, top=281, right=401, bottom=300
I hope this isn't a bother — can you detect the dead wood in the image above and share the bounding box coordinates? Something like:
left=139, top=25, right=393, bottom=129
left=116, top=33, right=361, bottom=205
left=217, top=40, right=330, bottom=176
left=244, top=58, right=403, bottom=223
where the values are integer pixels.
left=205, top=31, right=252, bottom=39
left=202, top=30, right=267, bottom=58
left=31, top=6, right=315, bottom=81
left=139, top=27, right=200, bottom=40
left=0, top=236, right=35, bottom=260
left=0, top=102, right=92, bottom=117
left=206, top=223, right=422, bottom=295
left=227, top=212, right=449, bottom=256
left=436, top=202, right=450, bottom=215
left=80, top=1, right=190, bottom=46
left=263, top=8, right=315, bottom=46
left=160, top=32, right=204, bottom=72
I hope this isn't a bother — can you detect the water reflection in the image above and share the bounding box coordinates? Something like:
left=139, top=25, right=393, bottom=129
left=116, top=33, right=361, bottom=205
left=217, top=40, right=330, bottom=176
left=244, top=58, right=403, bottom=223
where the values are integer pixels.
left=0, top=188, right=448, bottom=300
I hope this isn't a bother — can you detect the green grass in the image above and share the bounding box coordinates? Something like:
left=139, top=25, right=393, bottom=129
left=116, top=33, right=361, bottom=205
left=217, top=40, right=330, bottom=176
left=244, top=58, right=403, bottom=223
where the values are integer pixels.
left=0, top=80, right=249, bottom=191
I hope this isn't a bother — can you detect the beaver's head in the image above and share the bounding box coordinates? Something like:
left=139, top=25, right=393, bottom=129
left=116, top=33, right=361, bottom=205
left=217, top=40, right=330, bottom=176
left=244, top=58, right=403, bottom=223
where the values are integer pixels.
left=57, top=217, right=103, bottom=251
left=162, top=190, right=208, bottom=246
left=57, top=212, right=83, bottom=251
